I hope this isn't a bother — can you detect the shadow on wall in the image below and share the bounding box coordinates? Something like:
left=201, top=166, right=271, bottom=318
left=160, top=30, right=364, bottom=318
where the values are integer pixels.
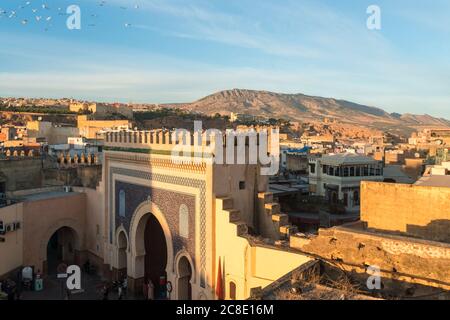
left=407, top=220, right=450, bottom=243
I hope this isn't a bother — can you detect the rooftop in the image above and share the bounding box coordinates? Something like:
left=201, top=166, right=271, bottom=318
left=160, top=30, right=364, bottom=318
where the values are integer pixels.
left=320, top=153, right=378, bottom=166
left=414, top=175, right=450, bottom=187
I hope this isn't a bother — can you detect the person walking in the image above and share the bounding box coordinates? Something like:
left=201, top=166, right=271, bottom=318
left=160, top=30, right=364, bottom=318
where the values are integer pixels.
left=118, top=284, right=123, bottom=300
left=102, top=285, right=109, bottom=300
left=142, top=280, right=148, bottom=300
left=147, top=280, right=154, bottom=300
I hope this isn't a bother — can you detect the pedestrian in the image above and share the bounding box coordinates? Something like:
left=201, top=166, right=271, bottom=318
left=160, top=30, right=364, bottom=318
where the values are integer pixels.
left=142, top=280, right=148, bottom=300
left=118, top=284, right=123, bottom=300
left=147, top=280, right=154, bottom=300
left=123, top=276, right=128, bottom=297
left=65, top=288, right=71, bottom=300
left=102, top=285, right=109, bottom=300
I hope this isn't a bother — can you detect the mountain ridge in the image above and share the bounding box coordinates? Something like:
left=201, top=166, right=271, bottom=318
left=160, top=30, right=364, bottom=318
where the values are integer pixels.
left=171, top=89, right=450, bottom=131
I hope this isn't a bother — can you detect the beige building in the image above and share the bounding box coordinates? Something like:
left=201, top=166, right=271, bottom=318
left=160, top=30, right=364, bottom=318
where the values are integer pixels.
left=26, top=121, right=79, bottom=145
left=309, top=153, right=384, bottom=212
left=289, top=180, right=450, bottom=296
left=100, top=130, right=311, bottom=299
left=70, top=102, right=133, bottom=119
left=1, top=129, right=314, bottom=300
left=77, top=115, right=131, bottom=139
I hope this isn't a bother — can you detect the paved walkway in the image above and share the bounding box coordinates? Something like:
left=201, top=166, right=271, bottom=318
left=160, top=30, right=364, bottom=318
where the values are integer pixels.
left=20, top=272, right=141, bottom=300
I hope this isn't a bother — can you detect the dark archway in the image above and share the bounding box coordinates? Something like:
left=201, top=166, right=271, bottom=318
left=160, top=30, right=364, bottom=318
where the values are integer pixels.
left=177, top=256, right=192, bottom=300
left=144, top=213, right=167, bottom=299
left=117, top=231, right=128, bottom=279
left=46, top=227, right=78, bottom=275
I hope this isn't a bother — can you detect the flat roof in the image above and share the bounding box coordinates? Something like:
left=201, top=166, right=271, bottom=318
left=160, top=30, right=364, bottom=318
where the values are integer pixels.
left=414, top=175, right=450, bottom=187
left=21, top=191, right=80, bottom=202
left=321, top=153, right=378, bottom=166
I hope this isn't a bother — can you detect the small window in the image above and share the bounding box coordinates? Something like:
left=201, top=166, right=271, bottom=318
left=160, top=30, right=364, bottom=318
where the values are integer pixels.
left=354, top=191, right=360, bottom=206
left=335, top=167, right=340, bottom=176
left=343, top=193, right=349, bottom=206
left=239, top=181, right=246, bottom=190
left=229, top=282, right=237, bottom=300
left=343, top=167, right=349, bottom=177
left=119, top=190, right=126, bottom=217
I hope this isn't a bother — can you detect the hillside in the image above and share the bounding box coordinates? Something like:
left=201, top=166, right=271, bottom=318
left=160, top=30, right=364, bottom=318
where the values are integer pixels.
left=170, top=89, right=450, bottom=133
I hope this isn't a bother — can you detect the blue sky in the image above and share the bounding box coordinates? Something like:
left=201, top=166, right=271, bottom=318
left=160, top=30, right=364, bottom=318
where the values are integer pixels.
left=0, top=0, right=449, bottom=118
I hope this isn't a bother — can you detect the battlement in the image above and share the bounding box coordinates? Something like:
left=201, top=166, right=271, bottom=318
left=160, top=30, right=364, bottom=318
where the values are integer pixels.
left=104, top=128, right=279, bottom=150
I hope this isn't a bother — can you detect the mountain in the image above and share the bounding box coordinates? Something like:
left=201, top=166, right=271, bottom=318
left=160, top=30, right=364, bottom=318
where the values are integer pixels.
left=173, top=89, right=450, bottom=132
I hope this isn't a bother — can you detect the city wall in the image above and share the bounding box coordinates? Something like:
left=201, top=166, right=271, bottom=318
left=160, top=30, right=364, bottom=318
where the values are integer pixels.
left=361, top=182, right=450, bottom=243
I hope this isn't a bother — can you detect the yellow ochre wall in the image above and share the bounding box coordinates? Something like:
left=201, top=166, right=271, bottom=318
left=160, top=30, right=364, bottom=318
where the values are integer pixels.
left=215, top=198, right=312, bottom=300
left=361, top=181, right=450, bottom=243
left=0, top=203, right=24, bottom=277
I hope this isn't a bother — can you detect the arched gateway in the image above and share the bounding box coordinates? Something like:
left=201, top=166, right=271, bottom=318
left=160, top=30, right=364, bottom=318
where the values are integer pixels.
left=127, top=201, right=175, bottom=297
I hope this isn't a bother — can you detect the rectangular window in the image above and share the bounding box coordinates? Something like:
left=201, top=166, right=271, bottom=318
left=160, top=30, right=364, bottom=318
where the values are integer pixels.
left=239, top=181, right=246, bottom=190
left=343, top=167, right=349, bottom=177
left=363, top=166, right=369, bottom=176
left=335, top=167, right=340, bottom=176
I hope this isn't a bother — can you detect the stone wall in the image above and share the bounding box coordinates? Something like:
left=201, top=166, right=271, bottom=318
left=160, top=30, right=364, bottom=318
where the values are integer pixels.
left=361, top=181, right=450, bottom=243
left=0, top=158, right=48, bottom=192
left=290, top=225, right=450, bottom=292
left=0, top=203, right=24, bottom=278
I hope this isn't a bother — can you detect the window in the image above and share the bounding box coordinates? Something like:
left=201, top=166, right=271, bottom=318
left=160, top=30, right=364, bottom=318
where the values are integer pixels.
left=356, top=167, right=361, bottom=176
left=309, top=163, right=316, bottom=174
left=179, top=204, right=189, bottom=238
left=322, top=165, right=328, bottom=174
left=343, top=193, right=348, bottom=206
left=363, top=166, right=369, bottom=176
left=354, top=191, right=360, bottom=206
left=335, top=167, right=340, bottom=176
left=343, top=167, right=349, bottom=177
left=329, top=167, right=334, bottom=176
left=119, top=190, right=126, bottom=217
left=229, top=282, right=237, bottom=300
left=239, top=181, right=246, bottom=190
left=350, top=167, right=355, bottom=176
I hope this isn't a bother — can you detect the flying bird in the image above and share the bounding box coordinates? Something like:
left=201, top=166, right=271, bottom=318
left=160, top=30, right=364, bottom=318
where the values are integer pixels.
left=21, top=19, right=28, bottom=25
left=124, top=23, right=132, bottom=28
left=35, top=16, right=42, bottom=21
left=46, top=16, right=51, bottom=21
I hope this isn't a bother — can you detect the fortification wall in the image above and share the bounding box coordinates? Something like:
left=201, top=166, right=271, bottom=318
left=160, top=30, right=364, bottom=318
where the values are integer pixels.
left=361, top=181, right=450, bottom=243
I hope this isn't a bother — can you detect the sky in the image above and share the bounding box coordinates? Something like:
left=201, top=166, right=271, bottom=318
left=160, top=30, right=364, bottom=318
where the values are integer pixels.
left=0, top=0, right=449, bottom=118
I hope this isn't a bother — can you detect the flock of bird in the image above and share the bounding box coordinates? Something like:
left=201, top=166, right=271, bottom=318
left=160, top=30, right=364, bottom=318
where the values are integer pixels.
left=0, top=0, right=141, bottom=31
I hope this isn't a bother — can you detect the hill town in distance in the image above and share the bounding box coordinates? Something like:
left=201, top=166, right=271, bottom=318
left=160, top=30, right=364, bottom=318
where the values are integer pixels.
left=0, top=89, right=449, bottom=301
